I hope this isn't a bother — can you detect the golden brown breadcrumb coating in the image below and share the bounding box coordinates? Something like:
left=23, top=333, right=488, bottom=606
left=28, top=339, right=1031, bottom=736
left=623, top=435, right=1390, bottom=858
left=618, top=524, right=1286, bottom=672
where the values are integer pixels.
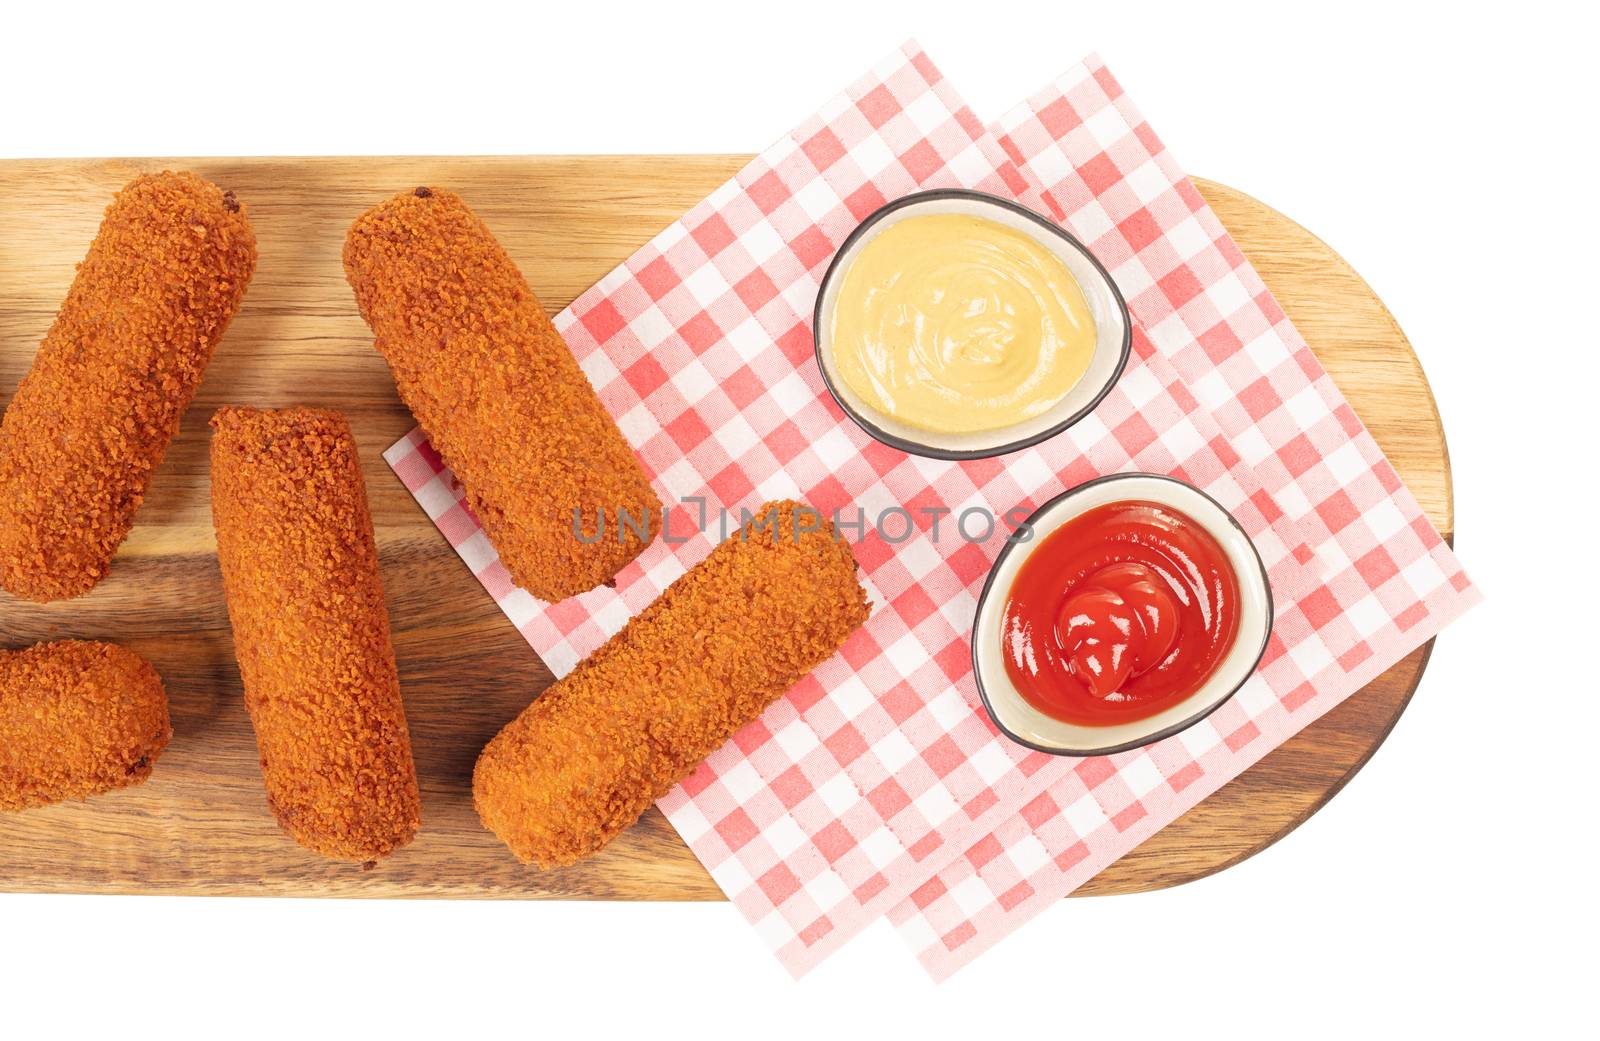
left=342, top=186, right=660, bottom=602
left=0, top=171, right=257, bottom=602
left=473, top=499, right=870, bottom=868
left=0, top=640, right=172, bottom=812
left=210, top=406, right=421, bottom=863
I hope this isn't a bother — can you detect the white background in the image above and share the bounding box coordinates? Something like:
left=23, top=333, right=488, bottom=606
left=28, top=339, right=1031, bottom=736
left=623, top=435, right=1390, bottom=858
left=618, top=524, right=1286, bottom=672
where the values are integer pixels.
left=2, top=1, right=1593, bottom=1036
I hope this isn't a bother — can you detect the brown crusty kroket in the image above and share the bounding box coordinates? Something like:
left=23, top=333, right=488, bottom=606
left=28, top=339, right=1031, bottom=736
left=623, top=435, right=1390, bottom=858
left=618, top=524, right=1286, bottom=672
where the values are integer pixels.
left=0, top=640, right=172, bottom=812
left=0, top=171, right=257, bottom=602
left=342, top=186, right=660, bottom=603
left=473, top=499, right=870, bottom=868
left=210, top=406, right=421, bottom=864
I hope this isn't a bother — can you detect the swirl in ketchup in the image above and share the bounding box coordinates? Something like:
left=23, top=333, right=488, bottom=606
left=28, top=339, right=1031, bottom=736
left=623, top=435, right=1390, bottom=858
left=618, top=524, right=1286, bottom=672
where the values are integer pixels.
left=1000, top=500, right=1240, bottom=726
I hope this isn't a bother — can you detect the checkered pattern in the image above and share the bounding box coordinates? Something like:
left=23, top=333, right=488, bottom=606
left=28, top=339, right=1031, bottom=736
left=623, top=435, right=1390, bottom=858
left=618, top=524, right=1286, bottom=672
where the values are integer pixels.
left=886, top=56, right=1481, bottom=980
left=989, top=54, right=1376, bottom=559
left=385, top=42, right=1318, bottom=976
left=658, top=327, right=1319, bottom=975
left=383, top=44, right=1478, bottom=979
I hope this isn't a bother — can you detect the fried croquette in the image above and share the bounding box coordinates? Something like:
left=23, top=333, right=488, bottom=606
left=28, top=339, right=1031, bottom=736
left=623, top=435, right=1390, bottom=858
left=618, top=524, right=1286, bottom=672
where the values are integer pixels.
left=342, top=186, right=660, bottom=602
left=210, top=406, right=421, bottom=863
left=473, top=499, right=870, bottom=868
left=0, top=171, right=257, bottom=602
left=0, top=641, right=171, bottom=812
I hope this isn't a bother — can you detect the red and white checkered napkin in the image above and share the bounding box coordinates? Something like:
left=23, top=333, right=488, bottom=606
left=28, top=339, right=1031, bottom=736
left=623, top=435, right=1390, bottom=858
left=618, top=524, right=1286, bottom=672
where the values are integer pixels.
left=882, top=56, right=1483, bottom=979
left=385, top=41, right=1320, bottom=977
left=384, top=43, right=1478, bottom=979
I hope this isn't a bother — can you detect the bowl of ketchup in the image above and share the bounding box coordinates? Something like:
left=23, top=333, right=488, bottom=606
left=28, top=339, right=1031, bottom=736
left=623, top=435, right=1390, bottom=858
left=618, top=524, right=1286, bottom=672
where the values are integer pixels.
left=972, top=474, right=1273, bottom=756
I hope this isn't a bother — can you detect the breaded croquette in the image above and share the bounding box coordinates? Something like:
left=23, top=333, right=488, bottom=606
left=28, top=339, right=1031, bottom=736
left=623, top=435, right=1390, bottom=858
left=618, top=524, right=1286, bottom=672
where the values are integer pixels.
left=473, top=499, right=870, bottom=868
left=343, top=186, right=660, bottom=602
left=0, top=171, right=257, bottom=602
left=210, top=406, right=421, bottom=863
left=0, top=641, right=171, bottom=812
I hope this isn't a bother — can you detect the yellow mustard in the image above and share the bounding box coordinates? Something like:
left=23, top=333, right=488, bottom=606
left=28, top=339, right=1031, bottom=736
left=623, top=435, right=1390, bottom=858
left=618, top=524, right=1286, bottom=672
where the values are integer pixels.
left=829, top=213, right=1096, bottom=435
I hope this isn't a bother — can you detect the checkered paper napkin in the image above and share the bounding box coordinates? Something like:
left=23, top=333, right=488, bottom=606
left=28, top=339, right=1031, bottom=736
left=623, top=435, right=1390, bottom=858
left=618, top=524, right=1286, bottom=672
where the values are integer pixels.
left=882, top=56, right=1483, bottom=978
left=384, top=43, right=1479, bottom=978
left=385, top=41, right=1315, bottom=975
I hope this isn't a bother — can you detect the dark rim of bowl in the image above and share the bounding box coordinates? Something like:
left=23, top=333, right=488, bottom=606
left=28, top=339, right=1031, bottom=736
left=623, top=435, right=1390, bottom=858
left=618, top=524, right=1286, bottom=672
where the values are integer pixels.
left=812, top=188, right=1133, bottom=461
left=971, top=473, right=1276, bottom=757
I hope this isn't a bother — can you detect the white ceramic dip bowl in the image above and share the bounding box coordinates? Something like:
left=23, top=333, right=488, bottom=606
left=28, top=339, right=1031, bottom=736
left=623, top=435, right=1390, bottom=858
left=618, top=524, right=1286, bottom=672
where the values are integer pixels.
left=813, top=189, right=1131, bottom=460
left=971, top=473, right=1274, bottom=757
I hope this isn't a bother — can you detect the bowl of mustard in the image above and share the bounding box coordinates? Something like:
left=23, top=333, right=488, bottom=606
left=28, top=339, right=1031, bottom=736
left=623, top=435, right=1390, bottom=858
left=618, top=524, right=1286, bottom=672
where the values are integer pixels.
left=813, top=189, right=1131, bottom=459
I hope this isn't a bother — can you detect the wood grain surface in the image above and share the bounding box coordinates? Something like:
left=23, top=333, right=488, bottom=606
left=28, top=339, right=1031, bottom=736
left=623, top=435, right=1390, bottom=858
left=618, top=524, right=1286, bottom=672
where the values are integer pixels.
left=0, top=158, right=1451, bottom=899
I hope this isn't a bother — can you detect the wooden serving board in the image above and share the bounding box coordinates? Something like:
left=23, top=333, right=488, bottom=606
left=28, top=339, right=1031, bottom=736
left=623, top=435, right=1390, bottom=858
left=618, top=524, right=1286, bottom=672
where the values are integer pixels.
left=0, top=158, right=1451, bottom=899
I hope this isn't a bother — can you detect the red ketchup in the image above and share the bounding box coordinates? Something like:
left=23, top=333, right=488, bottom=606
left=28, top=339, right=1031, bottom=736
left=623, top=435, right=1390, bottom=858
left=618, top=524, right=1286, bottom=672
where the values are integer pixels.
left=1000, top=500, right=1240, bottom=726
